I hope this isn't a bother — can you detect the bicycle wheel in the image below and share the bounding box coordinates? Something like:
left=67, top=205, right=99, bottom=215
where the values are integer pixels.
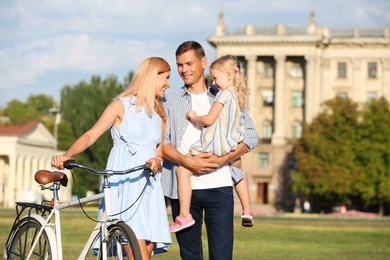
left=6, top=215, right=55, bottom=259
left=87, top=221, right=142, bottom=260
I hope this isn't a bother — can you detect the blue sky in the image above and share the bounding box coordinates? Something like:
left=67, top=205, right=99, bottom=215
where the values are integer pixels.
left=0, top=0, right=389, bottom=108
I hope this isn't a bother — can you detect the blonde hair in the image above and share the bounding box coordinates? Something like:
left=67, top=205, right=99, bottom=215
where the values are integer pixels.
left=210, top=55, right=249, bottom=111
left=117, top=57, right=170, bottom=122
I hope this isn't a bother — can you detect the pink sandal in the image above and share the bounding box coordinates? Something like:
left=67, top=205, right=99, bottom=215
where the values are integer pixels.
left=170, top=214, right=195, bottom=233
left=241, top=209, right=254, bottom=227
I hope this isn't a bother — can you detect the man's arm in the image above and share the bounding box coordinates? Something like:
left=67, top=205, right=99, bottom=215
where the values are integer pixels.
left=163, top=144, right=219, bottom=174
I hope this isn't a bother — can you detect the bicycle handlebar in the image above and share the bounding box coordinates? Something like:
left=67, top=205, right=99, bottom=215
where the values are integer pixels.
left=64, top=159, right=152, bottom=176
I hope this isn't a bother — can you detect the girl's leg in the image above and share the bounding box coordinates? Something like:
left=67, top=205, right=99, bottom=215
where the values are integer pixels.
left=170, top=166, right=195, bottom=232
left=231, top=158, right=254, bottom=227
left=235, top=176, right=251, bottom=211
left=177, top=166, right=193, bottom=218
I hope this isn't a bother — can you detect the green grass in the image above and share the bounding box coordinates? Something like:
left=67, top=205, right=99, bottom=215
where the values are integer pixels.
left=1, top=208, right=390, bottom=259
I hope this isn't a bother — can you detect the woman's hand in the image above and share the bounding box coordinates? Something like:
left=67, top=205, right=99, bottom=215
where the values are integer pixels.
left=146, top=157, right=163, bottom=173
left=51, top=155, right=70, bottom=170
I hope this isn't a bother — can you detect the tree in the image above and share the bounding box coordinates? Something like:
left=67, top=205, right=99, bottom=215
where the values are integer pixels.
left=5, top=94, right=56, bottom=124
left=293, top=96, right=390, bottom=214
left=60, top=74, right=128, bottom=195
left=293, top=97, right=361, bottom=205
left=355, top=97, right=390, bottom=214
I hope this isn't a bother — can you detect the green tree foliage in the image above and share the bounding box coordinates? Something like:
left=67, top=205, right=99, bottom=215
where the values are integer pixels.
left=60, top=74, right=129, bottom=195
left=292, top=96, right=390, bottom=213
left=293, top=97, right=360, bottom=202
left=5, top=94, right=56, bottom=124
left=355, top=98, right=390, bottom=211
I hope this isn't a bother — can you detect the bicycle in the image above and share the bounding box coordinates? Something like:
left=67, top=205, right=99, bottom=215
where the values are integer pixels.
left=4, top=159, right=153, bottom=260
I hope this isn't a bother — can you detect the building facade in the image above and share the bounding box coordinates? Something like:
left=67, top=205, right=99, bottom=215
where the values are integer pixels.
left=0, top=122, right=71, bottom=208
left=208, top=7, right=390, bottom=210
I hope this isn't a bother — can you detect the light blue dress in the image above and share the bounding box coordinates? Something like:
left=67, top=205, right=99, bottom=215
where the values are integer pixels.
left=98, top=96, right=171, bottom=255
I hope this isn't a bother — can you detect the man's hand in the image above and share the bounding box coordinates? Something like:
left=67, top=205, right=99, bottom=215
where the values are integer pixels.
left=182, top=153, right=220, bottom=174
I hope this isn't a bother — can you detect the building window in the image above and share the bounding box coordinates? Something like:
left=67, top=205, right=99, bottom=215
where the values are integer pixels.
left=262, top=90, right=274, bottom=106
left=367, top=91, right=377, bottom=101
left=368, top=62, right=377, bottom=78
left=289, top=64, right=303, bottom=78
left=292, top=91, right=303, bottom=107
left=259, top=153, right=269, bottom=168
left=292, top=121, right=302, bottom=139
left=338, top=62, right=347, bottom=78
left=262, top=120, right=272, bottom=138
left=263, top=62, right=274, bottom=78
left=337, top=92, right=348, bottom=99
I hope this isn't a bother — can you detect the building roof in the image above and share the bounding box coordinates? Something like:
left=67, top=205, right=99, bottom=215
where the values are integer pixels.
left=0, top=121, right=39, bottom=136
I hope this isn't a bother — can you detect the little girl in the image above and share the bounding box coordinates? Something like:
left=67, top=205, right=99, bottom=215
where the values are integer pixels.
left=170, top=55, right=254, bottom=233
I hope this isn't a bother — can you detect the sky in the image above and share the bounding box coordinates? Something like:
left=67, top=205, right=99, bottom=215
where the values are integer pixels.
left=1, top=0, right=389, bottom=108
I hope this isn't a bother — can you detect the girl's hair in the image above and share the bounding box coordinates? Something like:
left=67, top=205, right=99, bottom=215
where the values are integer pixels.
left=117, top=57, right=170, bottom=122
left=210, top=55, right=249, bottom=111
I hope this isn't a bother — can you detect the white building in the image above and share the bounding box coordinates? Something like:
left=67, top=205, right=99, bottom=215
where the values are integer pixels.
left=0, top=121, right=71, bottom=208
left=208, top=7, right=390, bottom=209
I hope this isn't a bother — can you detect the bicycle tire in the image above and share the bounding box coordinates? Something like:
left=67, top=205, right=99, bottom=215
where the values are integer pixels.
left=6, top=215, right=56, bottom=259
left=87, top=221, right=142, bottom=260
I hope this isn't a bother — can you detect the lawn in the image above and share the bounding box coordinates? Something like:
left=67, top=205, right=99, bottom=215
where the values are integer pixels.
left=1, top=208, right=389, bottom=259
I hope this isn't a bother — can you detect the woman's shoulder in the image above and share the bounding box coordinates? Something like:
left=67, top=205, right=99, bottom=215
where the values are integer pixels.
left=117, top=96, right=136, bottom=105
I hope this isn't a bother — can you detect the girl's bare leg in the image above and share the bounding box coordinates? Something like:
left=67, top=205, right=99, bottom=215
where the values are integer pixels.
left=231, top=158, right=254, bottom=226
left=170, top=166, right=195, bottom=231
left=235, top=176, right=251, bottom=211
left=176, top=166, right=193, bottom=219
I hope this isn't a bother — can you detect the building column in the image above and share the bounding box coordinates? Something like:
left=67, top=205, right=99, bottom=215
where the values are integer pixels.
left=31, top=156, right=38, bottom=182
left=16, top=155, right=25, bottom=192
left=5, top=157, right=16, bottom=207
left=381, top=58, right=390, bottom=101
left=272, top=55, right=286, bottom=145
left=351, top=58, right=363, bottom=102
left=321, top=58, right=331, bottom=102
left=0, top=158, right=5, bottom=206
left=245, top=55, right=257, bottom=118
left=304, top=55, right=316, bottom=122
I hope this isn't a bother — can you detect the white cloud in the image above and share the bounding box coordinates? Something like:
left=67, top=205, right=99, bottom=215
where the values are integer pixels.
left=0, top=0, right=389, bottom=107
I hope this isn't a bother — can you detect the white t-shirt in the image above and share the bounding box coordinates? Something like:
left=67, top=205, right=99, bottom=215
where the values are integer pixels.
left=178, top=91, right=232, bottom=190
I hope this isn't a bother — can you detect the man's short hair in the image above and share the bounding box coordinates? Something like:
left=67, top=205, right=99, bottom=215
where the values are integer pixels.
left=175, top=41, right=205, bottom=60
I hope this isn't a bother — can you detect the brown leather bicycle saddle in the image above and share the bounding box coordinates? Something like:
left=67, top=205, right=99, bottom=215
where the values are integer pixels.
left=35, top=170, right=68, bottom=187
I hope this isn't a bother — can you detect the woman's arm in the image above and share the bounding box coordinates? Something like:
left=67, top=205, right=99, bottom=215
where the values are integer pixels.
left=51, top=99, right=123, bottom=169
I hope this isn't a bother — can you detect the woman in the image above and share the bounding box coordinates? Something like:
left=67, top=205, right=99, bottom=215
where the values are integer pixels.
left=52, top=57, right=172, bottom=259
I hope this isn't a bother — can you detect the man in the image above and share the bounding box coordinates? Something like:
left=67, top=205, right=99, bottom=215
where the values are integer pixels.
left=161, top=41, right=258, bottom=260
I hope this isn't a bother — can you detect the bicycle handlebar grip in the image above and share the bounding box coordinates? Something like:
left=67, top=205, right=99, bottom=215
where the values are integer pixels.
left=64, top=159, right=76, bottom=170
left=145, top=163, right=152, bottom=171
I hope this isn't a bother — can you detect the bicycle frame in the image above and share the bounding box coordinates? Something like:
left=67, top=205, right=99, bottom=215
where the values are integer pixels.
left=22, top=176, right=108, bottom=259
left=15, top=160, right=150, bottom=260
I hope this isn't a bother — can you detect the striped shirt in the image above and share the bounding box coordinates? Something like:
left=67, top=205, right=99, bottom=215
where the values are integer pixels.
left=189, top=87, right=244, bottom=156
left=161, top=82, right=259, bottom=199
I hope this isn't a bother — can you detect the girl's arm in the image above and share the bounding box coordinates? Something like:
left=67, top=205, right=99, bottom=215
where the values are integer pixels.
left=187, top=102, right=223, bottom=126
left=52, top=99, right=123, bottom=169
